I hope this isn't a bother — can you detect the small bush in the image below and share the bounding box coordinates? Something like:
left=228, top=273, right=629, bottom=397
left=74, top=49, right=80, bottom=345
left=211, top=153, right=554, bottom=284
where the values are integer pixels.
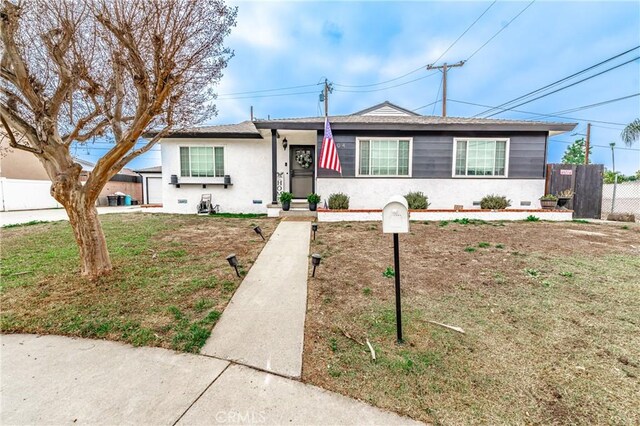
left=525, top=215, right=540, bottom=222
left=328, top=193, right=350, bottom=210
left=480, top=194, right=511, bottom=210
left=404, top=191, right=430, bottom=209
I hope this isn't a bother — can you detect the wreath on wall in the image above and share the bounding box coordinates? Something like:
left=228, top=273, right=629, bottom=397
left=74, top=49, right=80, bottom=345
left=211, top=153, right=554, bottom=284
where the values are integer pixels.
left=295, top=150, right=313, bottom=169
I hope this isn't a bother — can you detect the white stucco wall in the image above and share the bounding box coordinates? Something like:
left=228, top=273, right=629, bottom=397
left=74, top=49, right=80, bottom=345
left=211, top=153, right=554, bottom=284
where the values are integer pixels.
left=161, top=137, right=271, bottom=214
left=316, top=178, right=546, bottom=210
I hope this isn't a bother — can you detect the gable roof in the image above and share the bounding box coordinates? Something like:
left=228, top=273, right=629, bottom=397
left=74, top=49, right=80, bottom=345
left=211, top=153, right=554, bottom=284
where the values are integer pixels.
left=144, top=121, right=263, bottom=139
left=352, top=101, right=421, bottom=117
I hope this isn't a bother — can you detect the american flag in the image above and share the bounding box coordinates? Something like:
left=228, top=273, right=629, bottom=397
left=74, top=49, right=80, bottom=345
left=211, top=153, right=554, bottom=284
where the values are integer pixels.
left=319, top=117, right=342, bottom=174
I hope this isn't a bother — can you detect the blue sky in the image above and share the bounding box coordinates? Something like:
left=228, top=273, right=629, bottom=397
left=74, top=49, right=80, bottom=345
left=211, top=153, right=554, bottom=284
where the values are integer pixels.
left=78, top=0, right=640, bottom=174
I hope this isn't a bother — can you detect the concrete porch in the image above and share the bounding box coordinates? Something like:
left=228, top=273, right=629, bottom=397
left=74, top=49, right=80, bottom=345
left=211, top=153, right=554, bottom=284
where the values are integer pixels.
left=267, top=200, right=318, bottom=218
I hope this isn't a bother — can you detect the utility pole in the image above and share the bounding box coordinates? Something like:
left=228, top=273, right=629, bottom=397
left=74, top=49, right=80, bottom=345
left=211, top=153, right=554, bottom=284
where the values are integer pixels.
left=426, top=60, right=465, bottom=117
left=610, top=142, right=617, bottom=213
left=322, top=79, right=333, bottom=117
left=585, top=123, right=591, bottom=164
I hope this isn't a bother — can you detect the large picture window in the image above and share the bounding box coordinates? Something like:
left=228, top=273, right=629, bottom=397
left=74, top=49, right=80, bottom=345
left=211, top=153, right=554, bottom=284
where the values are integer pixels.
left=357, top=138, right=411, bottom=176
left=180, top=146, right=224, bottom=177
left=453, top=138, right=508, bottom=177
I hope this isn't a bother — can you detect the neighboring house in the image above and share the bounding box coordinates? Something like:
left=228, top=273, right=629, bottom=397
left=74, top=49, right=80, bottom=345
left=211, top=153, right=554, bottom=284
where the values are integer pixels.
left=0, top=137, right=142, bottom=210
left=154, top=101, right=576, bottom=214
left=135, top=165, right=163, bottom=205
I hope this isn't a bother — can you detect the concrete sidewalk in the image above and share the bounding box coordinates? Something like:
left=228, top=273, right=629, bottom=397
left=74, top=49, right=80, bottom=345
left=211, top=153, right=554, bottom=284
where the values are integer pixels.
left=201, top=221, right=311, bottom=378
left=1, top=334, right=421, bottom=425
left=0, top=206, right=163, bottom=227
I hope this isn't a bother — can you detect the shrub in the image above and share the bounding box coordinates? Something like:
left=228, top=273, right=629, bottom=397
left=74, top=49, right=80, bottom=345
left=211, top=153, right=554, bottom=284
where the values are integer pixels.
left=404, top=191, right=430, bottom=209
left=279, top=192, right=293, bottom=203
left=307, top=193, right=321, bottom=204
left=328, top=193, right=350, bottom=210
left=525, top=215, right=540, bottom=222
left=480, top=194, right=511, bottom=210
left=539, top=194, right=558, bottom=201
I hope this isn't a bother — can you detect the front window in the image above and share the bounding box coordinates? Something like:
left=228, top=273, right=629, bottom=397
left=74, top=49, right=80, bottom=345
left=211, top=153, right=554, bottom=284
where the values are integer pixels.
left=180, top=146, right=224, bottom=177
left=454, top=139, right=508, bottom=177
left=358, top=138, right=411, bottom=176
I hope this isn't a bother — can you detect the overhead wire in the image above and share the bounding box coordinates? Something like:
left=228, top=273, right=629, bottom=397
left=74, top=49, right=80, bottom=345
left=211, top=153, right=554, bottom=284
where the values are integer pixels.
left=483, top=56, right=640, bottom=117
left=466, top=0, right=536, bottom=62
left=448, top=99, right=629, bottom=126
left=474, top=46, right=640, bottom=117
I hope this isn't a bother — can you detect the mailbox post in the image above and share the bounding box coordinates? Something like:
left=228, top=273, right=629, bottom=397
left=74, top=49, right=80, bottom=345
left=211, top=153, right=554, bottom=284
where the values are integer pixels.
left=382, top=196, right=410, bottom=344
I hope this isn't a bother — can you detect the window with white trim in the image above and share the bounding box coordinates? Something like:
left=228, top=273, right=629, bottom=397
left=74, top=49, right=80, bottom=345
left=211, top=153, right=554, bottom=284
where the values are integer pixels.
left=357, top=138, right=411, bottom=176
left=179, top=146, right=224, bottom=177
left=453, top=138, right=508, bottom=176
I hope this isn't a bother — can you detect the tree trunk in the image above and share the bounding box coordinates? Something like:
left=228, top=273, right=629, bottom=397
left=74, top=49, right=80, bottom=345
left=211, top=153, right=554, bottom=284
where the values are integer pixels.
left=64, top=198, right=112, bottom=279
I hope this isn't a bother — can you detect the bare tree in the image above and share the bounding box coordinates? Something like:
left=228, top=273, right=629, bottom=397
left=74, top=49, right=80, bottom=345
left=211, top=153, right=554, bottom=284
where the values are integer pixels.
left=0, top=0, right=236, bottom=278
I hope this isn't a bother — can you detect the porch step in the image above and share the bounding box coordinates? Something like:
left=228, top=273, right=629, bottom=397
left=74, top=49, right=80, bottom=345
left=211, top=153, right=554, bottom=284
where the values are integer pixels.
left=280, top=208, right=317, bottom=218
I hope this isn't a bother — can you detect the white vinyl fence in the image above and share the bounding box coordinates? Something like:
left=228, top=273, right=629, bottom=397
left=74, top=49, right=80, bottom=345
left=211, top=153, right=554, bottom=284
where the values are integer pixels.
left=0, top=178, right=62, bottom=211
left=601, top=181, right=640, bottom=219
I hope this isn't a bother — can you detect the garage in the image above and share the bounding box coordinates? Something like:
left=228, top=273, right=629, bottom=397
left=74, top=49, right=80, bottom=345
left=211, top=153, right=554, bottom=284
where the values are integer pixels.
left=135, top=166, right=163, bottom=205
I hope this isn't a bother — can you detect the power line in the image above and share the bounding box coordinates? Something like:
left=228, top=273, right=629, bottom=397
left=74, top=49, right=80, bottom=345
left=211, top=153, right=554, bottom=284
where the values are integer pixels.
left=430, top=1, right=497, bottom=65
left=466, top=0, right=536, bottom=62
left=217, top=89, right=319, bottom=100
left=411, top=100, right=439, bottom=111
left=483, top=56, right=640, bottom=118
left=332, top=72, right=439, bottom=93
left=218, top=82, right=321, bottom=97
left=533, top=93, right=640, bottom=118
left=475, top=45, right=640, bottom=116
left=432, top=75, right=443, bottom=115
left=332, top=1, right=497, bottom=90
left=549, top=138, right=640, bottom=151
left=448, top=98, right=628, bottom=126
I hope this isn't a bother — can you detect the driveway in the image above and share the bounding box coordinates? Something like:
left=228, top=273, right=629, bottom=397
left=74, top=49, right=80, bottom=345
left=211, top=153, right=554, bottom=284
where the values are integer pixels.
left=0, top=206, right=163, bottom=227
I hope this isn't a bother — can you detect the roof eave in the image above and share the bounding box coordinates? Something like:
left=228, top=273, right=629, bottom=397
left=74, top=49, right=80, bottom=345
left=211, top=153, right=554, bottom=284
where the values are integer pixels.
left=143, top=132, right=263, bottom=139
left=254, top=121, right=578, bottom=133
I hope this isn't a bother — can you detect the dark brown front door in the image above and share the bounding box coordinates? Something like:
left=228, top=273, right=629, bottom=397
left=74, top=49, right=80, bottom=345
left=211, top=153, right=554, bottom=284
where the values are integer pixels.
left=290, top=146, right=314, bottom=199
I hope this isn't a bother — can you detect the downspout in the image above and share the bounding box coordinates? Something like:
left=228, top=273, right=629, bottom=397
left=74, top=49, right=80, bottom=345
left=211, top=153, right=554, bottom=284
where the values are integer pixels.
left=271, top=129, right=277, bottom=204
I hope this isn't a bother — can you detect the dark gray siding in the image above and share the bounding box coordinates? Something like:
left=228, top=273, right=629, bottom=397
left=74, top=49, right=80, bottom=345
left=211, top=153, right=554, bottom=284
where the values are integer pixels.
left=317, top=131, right=547, bottom=179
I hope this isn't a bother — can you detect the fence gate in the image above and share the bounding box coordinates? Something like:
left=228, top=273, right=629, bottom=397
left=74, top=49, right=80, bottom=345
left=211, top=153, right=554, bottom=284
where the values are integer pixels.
left=545, top=164, right=604, bottom=219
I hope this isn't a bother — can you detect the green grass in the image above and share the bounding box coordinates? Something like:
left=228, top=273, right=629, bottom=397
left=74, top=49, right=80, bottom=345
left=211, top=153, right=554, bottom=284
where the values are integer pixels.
left=572, top=219, right=591, bottom=224
left=210, top=213, right=268, bottom=218
left=2, top=220, right=54, bottom=229
left=477, top=242, right=491, bottom=248
left=0, top=213, right=275, bottom=352
left=464, top=246, right=476, bottom=252
left=382, top=266, right=395, bottom=278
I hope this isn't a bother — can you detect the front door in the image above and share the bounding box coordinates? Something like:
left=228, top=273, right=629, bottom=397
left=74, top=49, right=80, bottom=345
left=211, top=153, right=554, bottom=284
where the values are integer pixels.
left=290, top=146, right=314, bottom=199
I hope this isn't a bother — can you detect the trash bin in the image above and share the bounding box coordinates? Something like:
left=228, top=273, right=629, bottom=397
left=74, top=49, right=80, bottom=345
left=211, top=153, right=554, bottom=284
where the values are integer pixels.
left=116, top=195, right=125, bottom=206
left=124, top=195, right=132, bottom=206
left=107, top=195, right=117, bottom=207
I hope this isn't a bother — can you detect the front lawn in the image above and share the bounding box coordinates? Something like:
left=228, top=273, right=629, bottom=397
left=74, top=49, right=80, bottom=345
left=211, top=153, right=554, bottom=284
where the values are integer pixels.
left=1, top=213, right=276, bottom=352
left=304, top=220, right=640, bottom=424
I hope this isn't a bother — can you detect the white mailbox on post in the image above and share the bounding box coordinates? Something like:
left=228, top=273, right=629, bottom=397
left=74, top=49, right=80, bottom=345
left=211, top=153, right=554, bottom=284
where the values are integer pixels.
left=382, top=196, right=410, bottom=234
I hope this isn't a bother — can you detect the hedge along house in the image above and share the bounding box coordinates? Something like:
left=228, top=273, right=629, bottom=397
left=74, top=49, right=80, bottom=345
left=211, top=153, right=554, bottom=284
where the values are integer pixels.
left=153, top=101, right=576, bottom=215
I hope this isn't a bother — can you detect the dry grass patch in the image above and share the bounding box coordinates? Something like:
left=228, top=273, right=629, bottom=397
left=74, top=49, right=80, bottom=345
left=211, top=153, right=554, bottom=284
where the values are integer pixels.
left=1, top=213, right=277, bottom=352
left=304, top=220, right=640, bottom=424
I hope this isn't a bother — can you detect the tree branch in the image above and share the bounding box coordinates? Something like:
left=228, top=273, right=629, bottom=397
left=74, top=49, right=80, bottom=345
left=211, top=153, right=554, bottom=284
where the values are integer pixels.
left=0, top=115, right=42, bottom=154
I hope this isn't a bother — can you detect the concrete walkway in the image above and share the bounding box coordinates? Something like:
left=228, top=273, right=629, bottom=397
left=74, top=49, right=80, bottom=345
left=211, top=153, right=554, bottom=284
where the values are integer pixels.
left=201, top=221, right=310, bottom=378
left=1, top=334, right=420, bottom=425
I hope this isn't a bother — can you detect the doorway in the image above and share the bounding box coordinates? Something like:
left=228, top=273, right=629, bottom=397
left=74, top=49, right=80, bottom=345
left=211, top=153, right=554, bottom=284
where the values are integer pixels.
left=289, top=146, right=315, bottom=199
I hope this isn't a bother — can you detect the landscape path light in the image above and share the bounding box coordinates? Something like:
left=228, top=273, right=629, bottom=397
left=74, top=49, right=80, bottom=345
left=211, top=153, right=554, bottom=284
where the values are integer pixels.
left=226, top=253, right=240, bottom=277
left=253, top=225, right=265, bottom=241
left=311, top=253, right=321, bottom=277
left=311, top=223, right=318, bottom=240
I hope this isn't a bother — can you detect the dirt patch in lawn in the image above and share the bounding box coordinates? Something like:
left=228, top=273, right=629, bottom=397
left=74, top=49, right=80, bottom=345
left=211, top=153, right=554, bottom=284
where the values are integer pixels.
left=304, top=220, right=640, bottom=424
left=1, top=213, right=277, bottom=352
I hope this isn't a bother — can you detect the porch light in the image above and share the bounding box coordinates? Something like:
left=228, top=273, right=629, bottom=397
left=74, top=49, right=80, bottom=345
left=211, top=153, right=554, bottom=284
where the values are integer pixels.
left=226, top=253, right=240, bottom=277
left=253, top=225, right=265, bottom=241
left=311, top=223, right=318, bottom=240
left=311, top=253, right=321, bottom=277
left=282, top=137, right=288, bottom=150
